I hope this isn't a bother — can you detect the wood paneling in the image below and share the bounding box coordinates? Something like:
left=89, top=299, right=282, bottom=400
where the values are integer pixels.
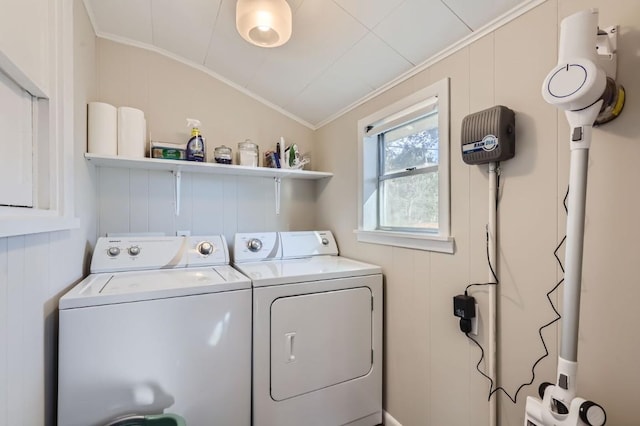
left=0, top=233, right=78, bottom=426
left=315, top=1, right=640, bottom=425
left=96, top=168, right=317, bottom=244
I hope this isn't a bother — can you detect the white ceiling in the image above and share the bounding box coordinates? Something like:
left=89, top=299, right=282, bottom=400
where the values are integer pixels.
left=83, top=0, right=530, bottom=128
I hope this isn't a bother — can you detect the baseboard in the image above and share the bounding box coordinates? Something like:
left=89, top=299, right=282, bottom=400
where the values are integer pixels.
left=383, top=411, right=402, bottom=426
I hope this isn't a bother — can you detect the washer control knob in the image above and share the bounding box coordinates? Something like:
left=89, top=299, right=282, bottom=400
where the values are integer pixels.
left=107, top=246, right=120, bottom=257
left=247, top=238, right=263, bottom=252
left=321, top=237, right=329, bottom=245
left=128, top=246, right=141, bottom=256
left=197, top=241, right=214, bottom=256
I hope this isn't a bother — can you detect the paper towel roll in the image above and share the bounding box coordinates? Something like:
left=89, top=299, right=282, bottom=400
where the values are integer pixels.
left=117, top=107, right=146, bottom=158
left=87, top=102, right=117, bottom=155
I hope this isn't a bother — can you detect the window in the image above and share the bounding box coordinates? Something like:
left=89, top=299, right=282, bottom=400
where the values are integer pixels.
left=356, top=78, right=453, bottom=253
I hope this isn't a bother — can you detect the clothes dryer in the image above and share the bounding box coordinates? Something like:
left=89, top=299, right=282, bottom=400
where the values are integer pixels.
left=58, top=235, right=251, bottom=426
left=233, top=231, right=383, bottom=426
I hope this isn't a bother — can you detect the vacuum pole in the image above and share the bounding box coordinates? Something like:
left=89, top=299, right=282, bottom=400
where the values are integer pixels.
left=561, top=147, right=589, bottom=361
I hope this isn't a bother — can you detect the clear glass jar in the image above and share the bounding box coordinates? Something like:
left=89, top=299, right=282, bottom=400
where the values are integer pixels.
left=213, top=145, right=232, bottom=164
left=237, top=139, right=259, bottom=167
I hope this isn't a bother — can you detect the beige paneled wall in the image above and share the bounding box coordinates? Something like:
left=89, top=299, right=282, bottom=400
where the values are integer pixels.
left=0, top=0, right=50, bottom=92
left=95, top=39, right=315, bottom=167
left=93, top=40, right=319, bottom=239
left=315, top=0, right=640, bottom=425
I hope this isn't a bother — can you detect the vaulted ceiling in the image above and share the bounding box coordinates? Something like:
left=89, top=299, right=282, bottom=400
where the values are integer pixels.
left=83, top=0, right=530, bottom=128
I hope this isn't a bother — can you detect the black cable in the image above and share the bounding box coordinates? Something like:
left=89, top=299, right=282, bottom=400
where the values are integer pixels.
left=464, top=225, right=498, bottom=296
left=464, top=186, right=569, bottom=403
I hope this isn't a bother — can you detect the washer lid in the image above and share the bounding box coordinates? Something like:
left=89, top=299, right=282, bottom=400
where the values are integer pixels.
left=233, top=255, right=381, bottom=287
left=59, top=265, right=250, bottom=309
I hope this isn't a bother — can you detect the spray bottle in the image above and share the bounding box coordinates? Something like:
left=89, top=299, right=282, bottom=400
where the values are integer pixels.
left=186, top=118, right=205, bottom=162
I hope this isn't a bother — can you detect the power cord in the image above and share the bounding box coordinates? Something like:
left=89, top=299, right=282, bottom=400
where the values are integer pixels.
left=464, top=187, right=569, bottom=403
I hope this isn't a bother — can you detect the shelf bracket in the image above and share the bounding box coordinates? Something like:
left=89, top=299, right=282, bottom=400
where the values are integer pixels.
left=173, top=169, right=182, bottom=216
left=274, top=177, right=281, bottom=215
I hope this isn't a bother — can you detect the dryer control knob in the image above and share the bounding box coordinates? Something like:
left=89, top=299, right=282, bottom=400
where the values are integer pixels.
left=107, top=246, right=120, bottom=257
left=247, top=238, right=263, bottom=252
left=128, top=246, right=141, bottom=256
left=197, top=241, right=214, bottom=256
left=321, top=237, right=329, bottom=245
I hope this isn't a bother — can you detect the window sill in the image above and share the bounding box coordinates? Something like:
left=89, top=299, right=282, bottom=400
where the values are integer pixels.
left=0, top=212, right=80, bottom=237
left=354, top=229, right=455, bottom=254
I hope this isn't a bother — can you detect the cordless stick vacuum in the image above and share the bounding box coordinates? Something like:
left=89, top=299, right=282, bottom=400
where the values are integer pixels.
left=524, top=9, right=625, bottom=426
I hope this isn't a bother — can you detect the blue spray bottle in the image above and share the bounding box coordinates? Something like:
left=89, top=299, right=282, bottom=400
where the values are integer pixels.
left=186, top=118, right=205, bottom=162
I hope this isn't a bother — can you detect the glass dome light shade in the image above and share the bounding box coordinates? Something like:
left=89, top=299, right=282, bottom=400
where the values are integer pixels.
left=236, top=0, right=292, bottom=48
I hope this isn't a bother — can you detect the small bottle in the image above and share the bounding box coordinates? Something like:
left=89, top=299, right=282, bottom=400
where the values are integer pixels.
left=186, top=118, right=205, bottom=162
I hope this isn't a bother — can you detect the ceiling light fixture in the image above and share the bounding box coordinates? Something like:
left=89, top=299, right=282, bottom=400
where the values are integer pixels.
left=236, top=0, right=292, bottom=48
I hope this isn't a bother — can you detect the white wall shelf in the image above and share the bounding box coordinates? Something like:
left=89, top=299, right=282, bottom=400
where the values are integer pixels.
left=85, top=153, right=333, bottom=180
left=86, top=153, right=331, bottom=216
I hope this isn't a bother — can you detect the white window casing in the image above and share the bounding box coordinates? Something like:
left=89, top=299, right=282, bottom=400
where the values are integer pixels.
left=356, top=77, right=454, bottom=253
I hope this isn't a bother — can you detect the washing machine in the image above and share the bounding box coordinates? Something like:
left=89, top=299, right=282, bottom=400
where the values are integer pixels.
left=233, top=230, right=383, bottom=426
left=58, top=235, right=252, bottom=426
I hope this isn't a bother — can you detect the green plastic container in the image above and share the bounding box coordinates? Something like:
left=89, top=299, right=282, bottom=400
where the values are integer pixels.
left=106, top=413, right=186, bottom=426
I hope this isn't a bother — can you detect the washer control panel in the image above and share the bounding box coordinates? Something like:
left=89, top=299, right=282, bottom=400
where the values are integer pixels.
left=91, top=235, right=230, bottom=273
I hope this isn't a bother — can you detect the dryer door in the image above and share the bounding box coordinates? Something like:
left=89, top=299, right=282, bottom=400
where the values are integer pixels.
left=270, top=287, right=373, bottom=401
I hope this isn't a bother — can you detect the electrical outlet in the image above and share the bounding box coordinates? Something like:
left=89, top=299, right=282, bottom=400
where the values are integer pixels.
left=177, top=230, right=191, bottom=237
left=470, top=303, right=479, bottom=336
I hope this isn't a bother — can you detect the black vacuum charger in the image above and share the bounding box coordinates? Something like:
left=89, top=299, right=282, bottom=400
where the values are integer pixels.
left=453, top=294, right=476, bottom=333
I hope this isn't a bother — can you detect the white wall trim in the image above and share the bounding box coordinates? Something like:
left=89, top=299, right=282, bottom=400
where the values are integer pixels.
left=384, top=410, right=403, bottom=426
left=0, top=50, right=48, bottom=99
left=0, top=215, right=80, bottom=238
left=355, top=230, right=455, bottom=254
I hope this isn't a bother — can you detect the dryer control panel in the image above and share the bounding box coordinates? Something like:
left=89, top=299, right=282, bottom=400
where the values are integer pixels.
left=233, top=231, right=338, bottom=263
left=233, top=232, right=281, bottom=263
left=280, top=231, right=338, bottom=259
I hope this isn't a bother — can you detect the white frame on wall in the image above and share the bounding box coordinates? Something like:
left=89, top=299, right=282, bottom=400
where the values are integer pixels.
left=0, top=0, right=78, bottom=237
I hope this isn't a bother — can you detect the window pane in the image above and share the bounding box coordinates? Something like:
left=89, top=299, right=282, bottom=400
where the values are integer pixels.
left=380, top=171, right=439, bottom=230
left=382, top=112, right=438, bottom=175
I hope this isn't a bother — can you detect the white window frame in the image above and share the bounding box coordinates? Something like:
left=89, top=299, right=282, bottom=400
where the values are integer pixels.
left=356, top=77, right=454, bottom=253
left=0, top=0, right=78, bottom=237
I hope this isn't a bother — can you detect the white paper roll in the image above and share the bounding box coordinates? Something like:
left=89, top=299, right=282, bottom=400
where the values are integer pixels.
left=87, top=102, right=117, bottom=155
left=117, top=106, right=146, bottom=158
